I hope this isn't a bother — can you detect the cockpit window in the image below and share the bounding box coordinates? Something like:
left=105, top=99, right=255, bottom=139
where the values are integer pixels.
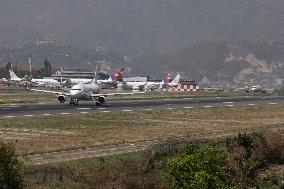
left=71, top=88, right=81, bottom=91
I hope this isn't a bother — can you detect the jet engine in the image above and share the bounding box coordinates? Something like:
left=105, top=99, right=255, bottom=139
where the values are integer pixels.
left=58, top=95, right=65, bottom=103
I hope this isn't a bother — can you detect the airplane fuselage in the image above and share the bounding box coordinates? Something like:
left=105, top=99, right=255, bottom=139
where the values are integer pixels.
left=70, top=83, right=100, bottom=100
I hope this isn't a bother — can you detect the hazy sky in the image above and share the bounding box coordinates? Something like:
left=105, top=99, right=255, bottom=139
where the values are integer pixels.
left=1, top=0, right=284, bottom=55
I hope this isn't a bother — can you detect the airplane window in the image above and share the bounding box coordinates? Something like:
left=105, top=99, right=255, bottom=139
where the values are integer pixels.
left=71, top=89, right=81, bottom=91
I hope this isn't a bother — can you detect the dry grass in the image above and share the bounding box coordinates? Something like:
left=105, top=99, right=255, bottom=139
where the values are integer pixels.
left=0, top=89, right=55, bottom=103
left=0, top=104, right=283, bottom=154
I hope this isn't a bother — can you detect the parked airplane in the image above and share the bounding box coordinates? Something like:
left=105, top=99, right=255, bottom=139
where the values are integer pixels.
left=9, top=70, right=62, bottom=86
left=9, top=70, right=22, bottom=82
left=162, top=73, right=180, bottom=88
left=120, top=73, right=181, bottom=92
left=69, top=77, right=113, bottom=85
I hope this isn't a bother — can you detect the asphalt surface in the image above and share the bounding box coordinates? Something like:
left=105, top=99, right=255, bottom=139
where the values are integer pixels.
left=1, top=95, right=283, bottom=118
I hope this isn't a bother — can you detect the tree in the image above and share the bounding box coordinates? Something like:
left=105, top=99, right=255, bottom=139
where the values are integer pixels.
left=43, top=59, right=52, bottom=77
left=166, top=143, right=231, bottom=189
left=0, top=142, right=24, bottom=189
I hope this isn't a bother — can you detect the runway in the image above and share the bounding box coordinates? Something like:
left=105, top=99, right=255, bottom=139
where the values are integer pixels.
left=1, top=96, right=284, bottom=118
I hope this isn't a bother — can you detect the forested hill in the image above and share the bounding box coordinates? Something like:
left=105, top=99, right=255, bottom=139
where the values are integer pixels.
left=131, top=41, right=284, bottom=82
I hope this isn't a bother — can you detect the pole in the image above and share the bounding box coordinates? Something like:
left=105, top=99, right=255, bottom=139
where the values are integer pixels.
left=28, top=56, right=32, bottom=77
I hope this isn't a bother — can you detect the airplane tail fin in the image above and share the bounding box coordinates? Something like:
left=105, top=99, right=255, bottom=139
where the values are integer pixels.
left=170, top=73, right=180, bottom=85
left=113, top=69, right=118, bottom=81
left=9, top=70, right=21, bottom=81
left=113, top=67, right=124, bottom=82
left=166, top=73, right=170, bottom=84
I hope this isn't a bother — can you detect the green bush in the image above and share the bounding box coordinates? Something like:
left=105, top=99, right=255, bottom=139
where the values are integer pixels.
left=165, top=143, right=231, bottom=189
left=0, top=142, right=24, bottom=189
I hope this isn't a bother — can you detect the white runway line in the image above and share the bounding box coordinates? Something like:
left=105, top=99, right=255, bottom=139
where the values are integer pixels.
left=145, top=109, right=153, bottom=111
left=43, top=114, right=51, bottom=116
left=122, top=110, right=133, bottom=112
left=268, top=102, right=278, bottom=105
left=167, top=108, right=173, bottom=110
left=37, top=102, right=46, bottom=105
left=184, top=106, right=194, bottom=109
left=77, top=108, right=91, bottom=110
left=203, top=105, right=213, bottom=108
left=163, top=99, right=169, bottom=101
left=24, top=115, right=34, bottom=117
left=98, top=108, right=106, bottom=110
left=8, top=104, right=17, bottom=106
left=6, top=105, right=20, bottom=108
left=225, top=105, right=235, bottom=107
left=80, top=112, right=88, bottom=114
left=248, top=104, right=256, bottom=106
left=184, top=98, right=193, bottom=100
left=60, top=113, right=71, bottom=115
left=102, top=111, right=111, bottom=113
left=223, top=102, right=235, bottom=104
left=3, top=116, right=16, bottom=118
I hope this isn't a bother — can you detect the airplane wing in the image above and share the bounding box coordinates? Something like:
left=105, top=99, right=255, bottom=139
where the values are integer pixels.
left=30, top=89, right=70, bottom=96
left=91, top=92, right=144, bottom=98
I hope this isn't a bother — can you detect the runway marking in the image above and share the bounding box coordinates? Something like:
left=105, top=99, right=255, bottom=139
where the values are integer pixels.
left=98, top=108, right=106, bottom=110
left=77, top=108, right=91, bottom=110
left=184, top=106, right=194, bottom=109
left=163, top=99, right=169, bottom=101
left=167, top=108, right=173, bottom=110
left=226, top=105, right=235, bottom=107
left=7, top=105, right=20, bottom=108
left=122, top=110, right=133, bottom=112
left=60, top=113, right=71, bottom=115
left=3, top=116, right=16, bottom=118
left=8, top=104, right=17, bottom=106
left=43, top=114, right=51, bottom=116
left=80, top=112, right=89, bottom=114
left=167, top=104, right=172, bottom=106
left=102, top=111, right=111, bottom=113
left=184, top=98, right=193, bottom=100
left=203, top=106, right=213, bottom=108
left=145, top=109, right=153, bottom=111
left=248, top=104, right=256, bottom=106
left=24, top=115, right=34, bottom=117
left=223, top=102, right=234, bottom=104
left=37, top=102, right=46, bottom=105
left=268, top=102, right=278, bottom=105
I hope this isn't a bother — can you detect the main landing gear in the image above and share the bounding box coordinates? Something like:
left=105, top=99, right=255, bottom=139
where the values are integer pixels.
left=69, top=98, right=79, bottom=106
left=95, top=97, right=105, bottom=106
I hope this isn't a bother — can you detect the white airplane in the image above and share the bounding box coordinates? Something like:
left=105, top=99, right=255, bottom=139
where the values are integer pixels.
left=9, top=70, right=22, bottom=82
left=31, top=78, right=140, bottom=106
left=249, top=85, right=263, bottom=93
left=146, top=73, right=181, bottom=91
left=9, top=70, right=62, bottom=86
left=120, top=73, right=181, bottom=92
left=162, top=73, right=180, bottom=88
left=70, top=77, right=113, bottom=85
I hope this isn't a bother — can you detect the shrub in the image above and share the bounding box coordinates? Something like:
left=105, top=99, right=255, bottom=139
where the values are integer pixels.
left=0, top=142, right=24, bottom=189
left=165, top=143, right=231, bottom=189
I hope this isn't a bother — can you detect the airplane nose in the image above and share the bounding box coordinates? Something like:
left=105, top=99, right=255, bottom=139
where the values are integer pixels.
left=70, top=90, right=81, bottom=99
